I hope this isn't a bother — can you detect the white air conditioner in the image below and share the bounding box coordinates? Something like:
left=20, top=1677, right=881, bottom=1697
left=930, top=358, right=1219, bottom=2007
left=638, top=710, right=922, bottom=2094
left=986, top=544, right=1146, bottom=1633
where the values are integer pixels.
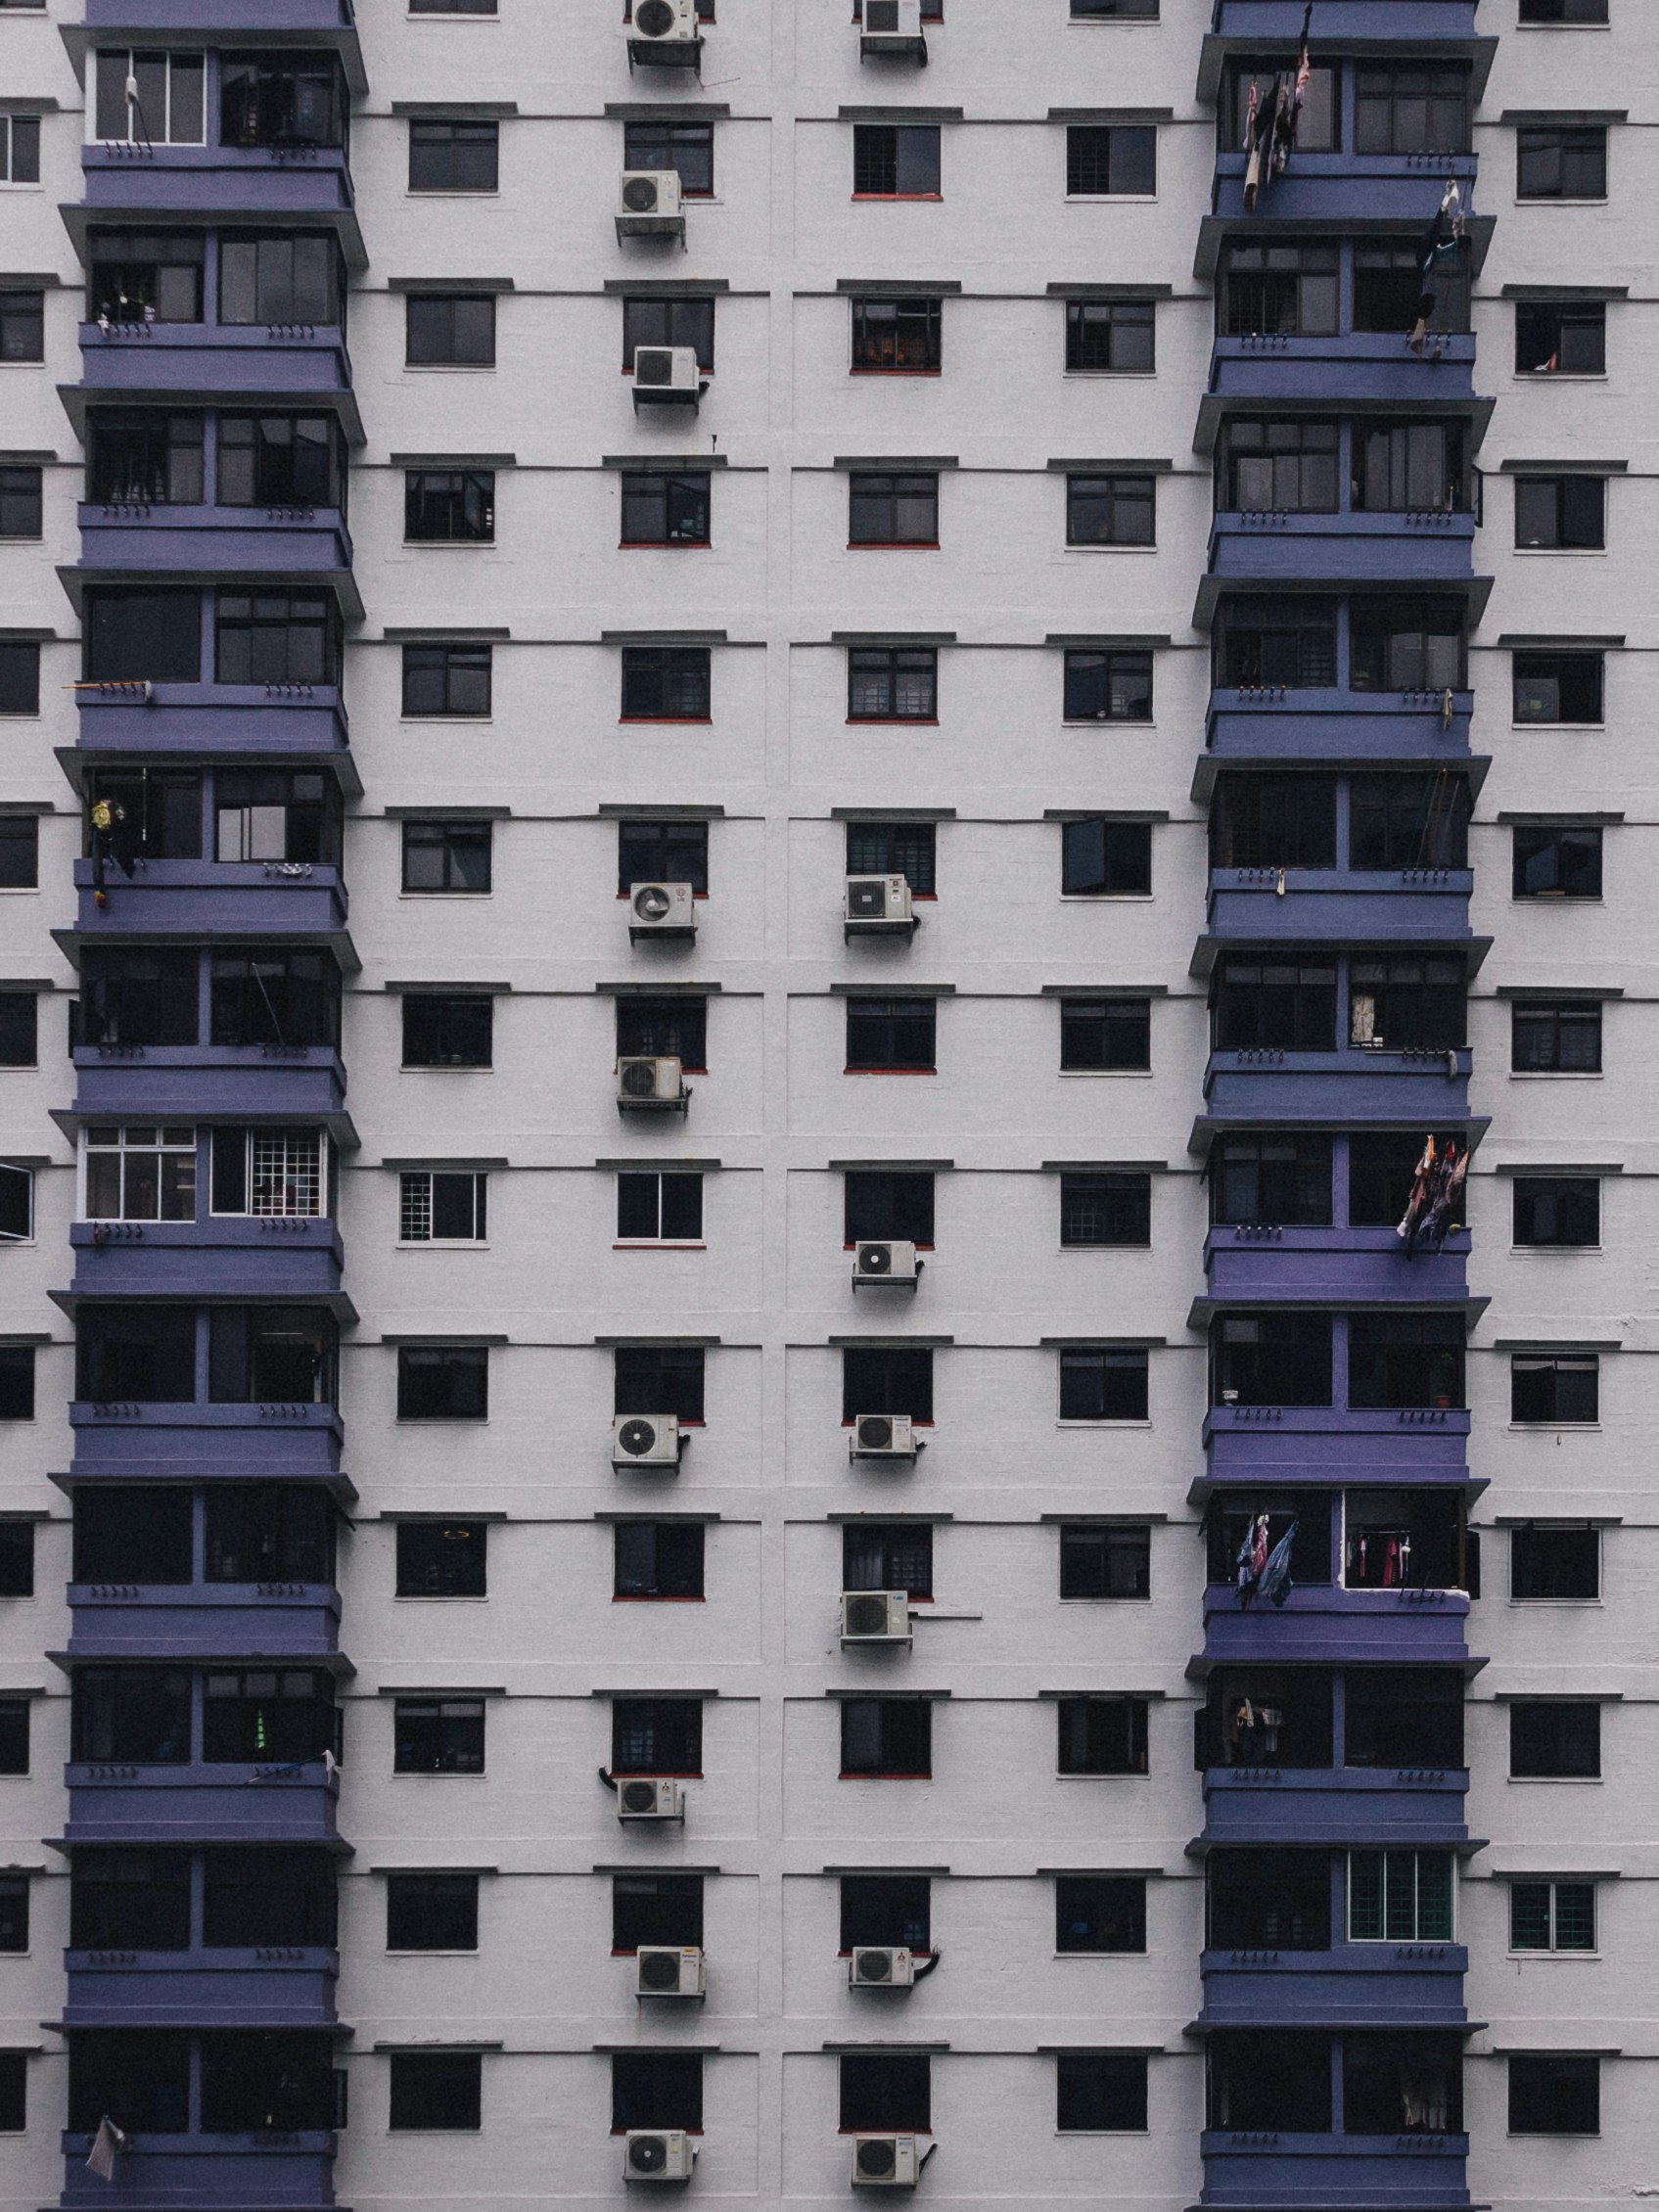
left=627, top=880, right=697, bottom=942
left=850, top=1413, right=919, bottom=1462
left=636, top=1944, right=707, bottom=1999
left=617, top=1055, right=688, bottom=1110
left=853, top=1239, right=920, bottom=1289
left=624, top=2129, right=697, bottom=2182
left=613, top=1412, right=682, bottom=1467
left=617, top=169, right=686, bottom=241
left=841, top=1590, right=912, bottom=1645
left=845, top=875, right=916, bottom=938
left=849, top=1943, right=915, bottom=1988
left=617, top=1775, right=685, bottom=1822
left=852, top=2134, right=921, bottom=2189
left=625, top=0, right=702, bottom=62
left=860, top=0, right=927, bottom=58
left=632, top=345, right=703, bottom=410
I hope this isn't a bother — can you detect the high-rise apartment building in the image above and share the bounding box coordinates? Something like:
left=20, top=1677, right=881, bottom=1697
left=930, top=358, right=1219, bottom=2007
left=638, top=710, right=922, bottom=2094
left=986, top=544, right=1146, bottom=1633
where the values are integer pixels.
left=0, top=0, right=1650, bottom=2205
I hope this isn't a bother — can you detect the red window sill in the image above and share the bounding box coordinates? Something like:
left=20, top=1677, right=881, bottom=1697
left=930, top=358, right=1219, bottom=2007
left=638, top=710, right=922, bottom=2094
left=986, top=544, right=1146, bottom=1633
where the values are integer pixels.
left=850, top=368, right=944, bottom=377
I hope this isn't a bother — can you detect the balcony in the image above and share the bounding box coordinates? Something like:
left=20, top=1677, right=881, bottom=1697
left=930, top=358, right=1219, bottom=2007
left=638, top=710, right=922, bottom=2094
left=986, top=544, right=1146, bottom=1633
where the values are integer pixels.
left=75, top=147, right=361, bottom=263
left=1208, top=151, right=1478, bottom=235
left=63, top=1944, right=339, bottom=2031
left=1201, top=0, right=1486, bottom=54
left=60, top=2132, right=339, bottom=2212
left=73, top=502, right=356, bottom=604
left=1200, top=513, right=1478, bottom=614
left=71, top=0, right=367, bottom=87
left=1198, top=867, right=1475, bottom=970
left=70, top=1044, right=348, bottom=1128
left=1201, top=1405, right=1469, bottom=1496
left=69, top=1400, right=345, bottom=1481
left=1199, top=2129, right=1469, bottom=2210
left=1200, top=1940, right=1468, bottom=2031
left=1198, top=690, right=1477, bottom=798
left=1201, top=1222, right=1470, bottom=1308
left=68, top=1215, right=344, bottom=1305
left=67, top=1581, right=343, bottom=1663
left=69, top=325, right=360, bottom=441
left=1202, top=1043, right=1471, bottom=1130
left=63, top=1755, right=342, bottom=1848
left=71, top=684, right=353, bottom=775
left=1201, top=1582, right=1472, bottom=1670
left=1198, top=337, right=1485, bottom=452
left=1201, top=1763, right=1468, bottom=1851
left=69, top=859, right=348, bottom=949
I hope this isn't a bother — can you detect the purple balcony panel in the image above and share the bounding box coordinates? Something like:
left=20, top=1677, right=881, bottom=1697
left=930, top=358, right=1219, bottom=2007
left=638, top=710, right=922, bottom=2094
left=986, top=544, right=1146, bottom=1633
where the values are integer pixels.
left=69, top=1401, right=344, bottom=1483
left=67, top=1217, right=345, bottom=1306
left=1200, top=1224, right=1470, bottom=1310
left=1199, top=2130, right=1469, bottom=2211
left=1198, top=338, right=1485, bottom=455
left=1199, top=871, right=1476, bottom=970
left=60, top=2131, right=338, bottom=2211
left=1201, top=1765, right=1469, bottom=1852
left=70, top=1045, right=347, bottom=1128
left=71, top=325, right=360, bottom=442
left=72, top=688, right=356, bottom=784
left=1202, top=1048, right=1472, bottom=1130
left=78, top=147, right=362, bottom=264
left=67, top=1581, right=343, bottom=1663
left=70, top=860, right=349, bottom=951
left=1211, top=152, right=1478, bottom=229
left=83, top=0, right=359, bottom=32
left=1201, top=513, right=1480, bottom=607
left=1199, top=1585, right=1472, bottom=1671
left=63, top=1758, right=341, bottom=1849
left=1201, top=1406, right=1470, bottom=1496
left=73, top=504, right=357, bottom=610
left=1198, top=692, right=1477, bottom=799
left=63, top=1946, right=339, bottom=2032
left=1199, top=1941, right=1469, bottom=2032
left=1207, top=0, right=1482, bottom=41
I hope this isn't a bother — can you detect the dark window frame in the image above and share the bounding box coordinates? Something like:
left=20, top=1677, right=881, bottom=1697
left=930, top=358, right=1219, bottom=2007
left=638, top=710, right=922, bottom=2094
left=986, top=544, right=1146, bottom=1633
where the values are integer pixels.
left=405, top=293, right=497, bottom=367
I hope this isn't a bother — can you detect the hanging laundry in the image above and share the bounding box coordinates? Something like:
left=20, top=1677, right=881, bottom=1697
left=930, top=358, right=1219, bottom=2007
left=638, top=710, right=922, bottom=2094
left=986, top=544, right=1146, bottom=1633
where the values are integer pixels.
left=1235, top=1511, right=1270, bottom=1607
left=1407, top=179, right=1464, bottom=357
left=1256, top=1519, right=1299, bottom=1608
left=1242, top=77, right=1275, bottom=211
left=86, top=2117, right=127, bottom=2183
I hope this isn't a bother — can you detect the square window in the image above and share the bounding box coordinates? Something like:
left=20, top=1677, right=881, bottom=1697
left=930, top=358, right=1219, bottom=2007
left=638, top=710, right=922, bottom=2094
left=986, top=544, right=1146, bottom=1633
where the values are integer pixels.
left=0, top=642, right=40, bottom=715
left=623, top=119, right=714, bottom=196
left=1063, top=648, right=1153, bottom=721
left=612, top=1696, right=702, bottom=1774
left=1512, top=650, right=1602, bottom=724
left=844, top=1521, right=934, bottom=1600
left=0, top=817, right=37, bottom=889
left=408, top=119, right=499, bottom=193
left=0, top=1872, right=28, bottom=1953
left=621, top=645, right=711, bottom=719
left=1057, top=1695, right=1149, bottom=1774
left=853, top=123, right=941, bottom=196
left=1510, top=1354, right=1598, bottom=1424
left=1346, top=1848, right=1453, bottom=1940
left=1061, top=818, right=1151, bottom=895
left=618, top=817, right=709, bottom=892
left=616, top=994, right=707, bottom=1069
left=613, top=1872, right=704, bottom=1952
left=617, top=1171, right=704, bottom=1241
left=1510, top=1522, right=1598, bottom=1600
left=396, top=1346, right=488, bottom=1421
left=1, top=116, right=40, bottom=185
left=0, top=290, right=44, bottom=364
left=842, top=1346, right=933, bottom=1423
left=840, top=1872, right=931, bottom=1951
left=387, top=1871, right=479, bottom=1951
left=1066, top=473, right=1155, bottom=545
left=0, top=1696, right=27, bottom=1774
left=0, top=1345, right=35, bottom=1418
left=1510, top=1879, right=1595, bottom=1952
left=845, top=820, right=937, bottom=892
left=401, top=820, right=492, bottom=893
left=840, top=1697, right=932, bottom=1776
left=1511, top=999, right=1601, bottom=1073
left=848, top=646, right=937, bottom=720
left=1066, top=125, right=1156, bottom=196
left=1513, top=1176, right=1598, bottom=1247
left=401, top=995, right=493, bottom=1069
left=404, top=470, right=494, bottom=543
left=1507, top=2054, right=1598, bottom=2134
left=0, top=2050, right=23, bottom=2130
left=851, top=296, right=943, bottom=372
left=1512, top=824, right=1601, bottom=897
left=1510, top=1699, right=1600, bottom=1777
left=614, top=1344, right=706, bottom=1422
left=392, top=1696, right=485, bottom=1774
left=839, top=2052, right=930, bottom=2132
left=1058, top=1524, right=1150, bottom=1598
left=621, top=471, right=712, bottom=546
left=1065, top=298, right=1155, bottom=373
left=848, top=473, right=939, bottom=547
left=0, top=1163, right=32, bottom=1243
left=614, top=1521, right=706, bottom=1599
left=1055, top=1873, right=1146, bottom=1952
left=1056, top=2052, right=1148, bottom=2131
left=1517, top=124, right=1606, bottom=199
left=405, top=294, right=496, bottom=366
left=402, top=642, right=492, bottom=717
left=844, top=1170, right=936, bottom=1246
left=612, top=2051, right=703, bottom=2134
left=0, top=465, right=41, bottom=538
left=1060, top=997, right=1151, bottom=1071
left=1515, top=300, right=1605, bottom=375
left=622, top=296, right=714, bottom=371
left=0, top=1521, right=35, bottom=1596
left=1514, top=475, right=1604, bottom=550
left=395, top=1521, right=487, bottom=1597
left=845, top=995, right=936, bottom=1071
left=1059, top=1348, right=1149, bottom=1420
left=389, top=2051, right=481, bottom=2130
left=1059, top=1173, right=1152, bottom=1248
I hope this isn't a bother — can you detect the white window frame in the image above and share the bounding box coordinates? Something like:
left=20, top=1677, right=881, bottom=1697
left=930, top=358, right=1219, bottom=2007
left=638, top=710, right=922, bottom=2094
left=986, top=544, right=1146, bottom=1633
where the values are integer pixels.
left=398, top=1169, right=488, bottom=1247
left=210, top=1128, right=330, bottom=1220
left=0, top=1162, right=34, bottom=1244
left=78, top=1124, right=198, bottom=1222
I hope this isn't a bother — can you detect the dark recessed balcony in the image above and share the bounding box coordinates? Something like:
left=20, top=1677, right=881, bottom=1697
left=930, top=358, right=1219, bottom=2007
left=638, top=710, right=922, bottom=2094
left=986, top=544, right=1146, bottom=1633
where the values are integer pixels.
left=70, top=324, right=359, bottom=438
left=1198, top=336, right=1485, bottom=451
left=1206, top=150, right=1480, bottom=232
left=74, top=501, right=355, bottom=597
left=69, top=859, right=349, bottom=948
left=68, top=1215, right=345, bottom=1304
left=77, top=146, right=361, bottom=258
left=67, top=1580, right=343, bottom=1662
left=63, top=1754, right=342, bottom=1848
left=63, top=1943, right=340, bottom=2032
left=1199, top=690, right=1477, bottom=796
left=1201, top=1406, right=1471, bottom=1494
left=1202, top=510, right=1478, bottom=605
left=1199, top=2129, right=1469, bottom=2210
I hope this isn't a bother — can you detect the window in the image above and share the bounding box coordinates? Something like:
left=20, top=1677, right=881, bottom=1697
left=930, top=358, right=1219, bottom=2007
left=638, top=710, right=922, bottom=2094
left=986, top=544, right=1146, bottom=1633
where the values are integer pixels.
left=1515, top=475, right=1604, bottom=551
left=203, top=1848, right=335, bottom=1948
left=622, top=296, right=714, bottom=372
left=614, top=1873, right=704, bottom=1952
left=1518, top=123, right=1606, bottom=199
left=1516, top=300, right=1604, bottom=375
left=845, top=1171, right=935, bottom=1248
left=1512, top=999, right=1601, bottom=1073
left=849, top=474, right=938, bottom=548
left=208, top=951, right=339, bottom=1051
left=79, top=1126, right=196, bottom=1224
left=1507, top=2055, right=1599, bottom=2135
left=1065, top=298, right=1155, bottom=372
left=0, top=1872, right=26, bottom=1954
left=395, top=1521, right=486, bottom=1598
left=1513, top=1176, right=1598, bottom=1248
left=1514, top=746, right=1596, bottom=853
left=1066, top=473, right=1155, bottom=547
left=1056, top=2054, right=1148, bottom=2132
left=406, top=294, right=496, bottom=366
left=1510, top=1700, right=1600, bottom=1778
left=1510, top=1880, right=1595, bottom=1953
left=1511, top=1522, right=1599, bottom=1600
left=0, top=1696, right=26, bottom=1774
left=1513, top=650, right=1601, bottom=724
left=853, top=123, right=941, bottom=197
left=93, top=49, right=204, bottom=143
left=409, top=119, right=499, bottom=193
left=1221, top=64, right=1336, bottom=152
left=0, top=2050, right=22, bottom=2132
left=401, top=820, right=492, bottom=894
left=841, top=1873, right=931, bottom=1952
left=1055, top=1873, right=1146, bottom=1953
left=85, top=589, right=204, bottom=688
left=1348, top=956, right=1466, bottom=1050
left=612, top=2051, right=703, bottom=2134
left=72, top=1850, right=190, bottom=1952
left=1349, top=1313, right=1464, bottom=1410
left=617, top=1171, right=703, bottom=1242
left=845, top=995, right=936, bottom=1072
left=387, top=1872, right=479, bottom=1952
left=410, top=0, right=498, bottom=11
left=0, top=1347, right=33, bottom=1420
left=77, top=1306, right=197, bottom=1404
left=1059, top=1348, right=1149, bottom=1421
left=1354, top=422, right=1467, bottom=513
left=0, top=115, right=39, bottom=184
left=1216, top=597, right=1337, bottom=690
left=841, top=1698, right=931, bottom=1777
left=1058, top=1696, right=1149, bottom=1774
left=0, top=1521, right=31, bottom=1597
left=845, top=821, right=937, bottom=895
left=1350, top=774, right=1470, bottom=870
left=215, top=589, right=338, bottom=688
left=1060, top=998, right=1152, bottom=1071
left=616, top=995, right=707, bottom=1069
left=842, top=1347, right=933, bottom=1422
left=1347, top=1849, right=1453, bottom=1940
left=1072, top=0, right=1159, bottom=13
left=1212, top=1133, right=1332, bottom=1226
left=200, top=1667, right=336, bottom=1764
left=401, top=995, right=493, bottom=1069
left=1354, top=65, right=1470, bottom=153
left=851, top=296, right=943, bottom=372
left=0, top=642, right=39, bottom=714
left=1065, top=124, right=1156, bottom=196
left=220, top=52, right=345, bottom=149
left=621, top=471, right=712, bottom=547
left=393, top=1697, right=485, bottom=1774
left=209, top=1128, right=325, bottom=1220
left=0, top=290, right=42, bottom=361
left=396, top=1346, right=487, bottom=1421
left=621, top=645, right=711, bottom=719
left=1351, top=600, right=1465, bottom=693
left=1519, top=0, right=1605, bottom=16
left=404, top=470, right=494, bottom=544
left=220, top=233, right=339, bottom=326
left=612, top=1696, right=702, bottom=1774
left=1059, top=1524, right=1150, bottom=1598
left=215, top=769, right=342, bottom=863
left=1218, top=421, right=1337, bottom=514
left=1212, top=1313, right=1332, bottom=1407
left=401, top=641, right=491, bottom=717
left=1060, top=818, right=1151, bottom=896
left=615, top=1344, right=706, bottom=1422
left=1355, top=240, right=1469, bottom=333
left=204, top=1486, right=331, bottom=1585
left=619, top=818, right=709, bottom=893
left=1059, top=1173, right=1152, bottom=1248
left=615, top=1521, right=705, bottom=1599
left=623, top=119, right=714, bottom=197
left=1512, top=1353, right=1599, bottom=1423
left=847, top=646, right=937, bottom=721
left=1345, top=1666, right=1464, bottom=1770
left=84, top=411, right=200, bottom=507
left=389, top=2051, right=481, bottom=2131
left=0, top=467, right=40, bottom=542
left=207, top=1303, right=338, bottom=1412
left=1208, top=1849, right=1330, bottom=1949
left=1220, top=243, right=1337, bottom=338
left=1056, top=646, right=1149, bottom=723
left=0, top=1165, right=31, bottom=1244
left=85, top=231, right=204, bottom=325
left=844, top=1521, right=933, bottom=1599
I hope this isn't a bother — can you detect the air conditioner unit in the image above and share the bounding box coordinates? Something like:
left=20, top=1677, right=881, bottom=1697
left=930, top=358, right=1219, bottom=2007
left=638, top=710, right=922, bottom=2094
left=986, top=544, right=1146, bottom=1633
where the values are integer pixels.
left=617, top=1055, right=689, bottom=1112
left=850, top=1413, right=919, bottom=1462
left=636, top=1944, right=707, bottom=1999
left=849, top=1943, right=915, bottom=1988
left=613, top=1413, right=682, bottom=1468
left=841, top=1590, right=912, bottom=1645
left=845, top=875, right=917, bottom=939
left=852, top=2135, right=921, bottom=2189
left=624, top=2129, right=697, bottom=2182
left=860, top=0, right=927, bottom=59
left=853, top=1239, right=920, bottom=1290
left=617, top=1775, right=685, bottom=1823
left=632, top=345, right=703, bottom=411
left=625, top=0, right=702, bottom=65
left=627, top=880, right=697, bottom=943
left=617, top=170, right=686, bottom=245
